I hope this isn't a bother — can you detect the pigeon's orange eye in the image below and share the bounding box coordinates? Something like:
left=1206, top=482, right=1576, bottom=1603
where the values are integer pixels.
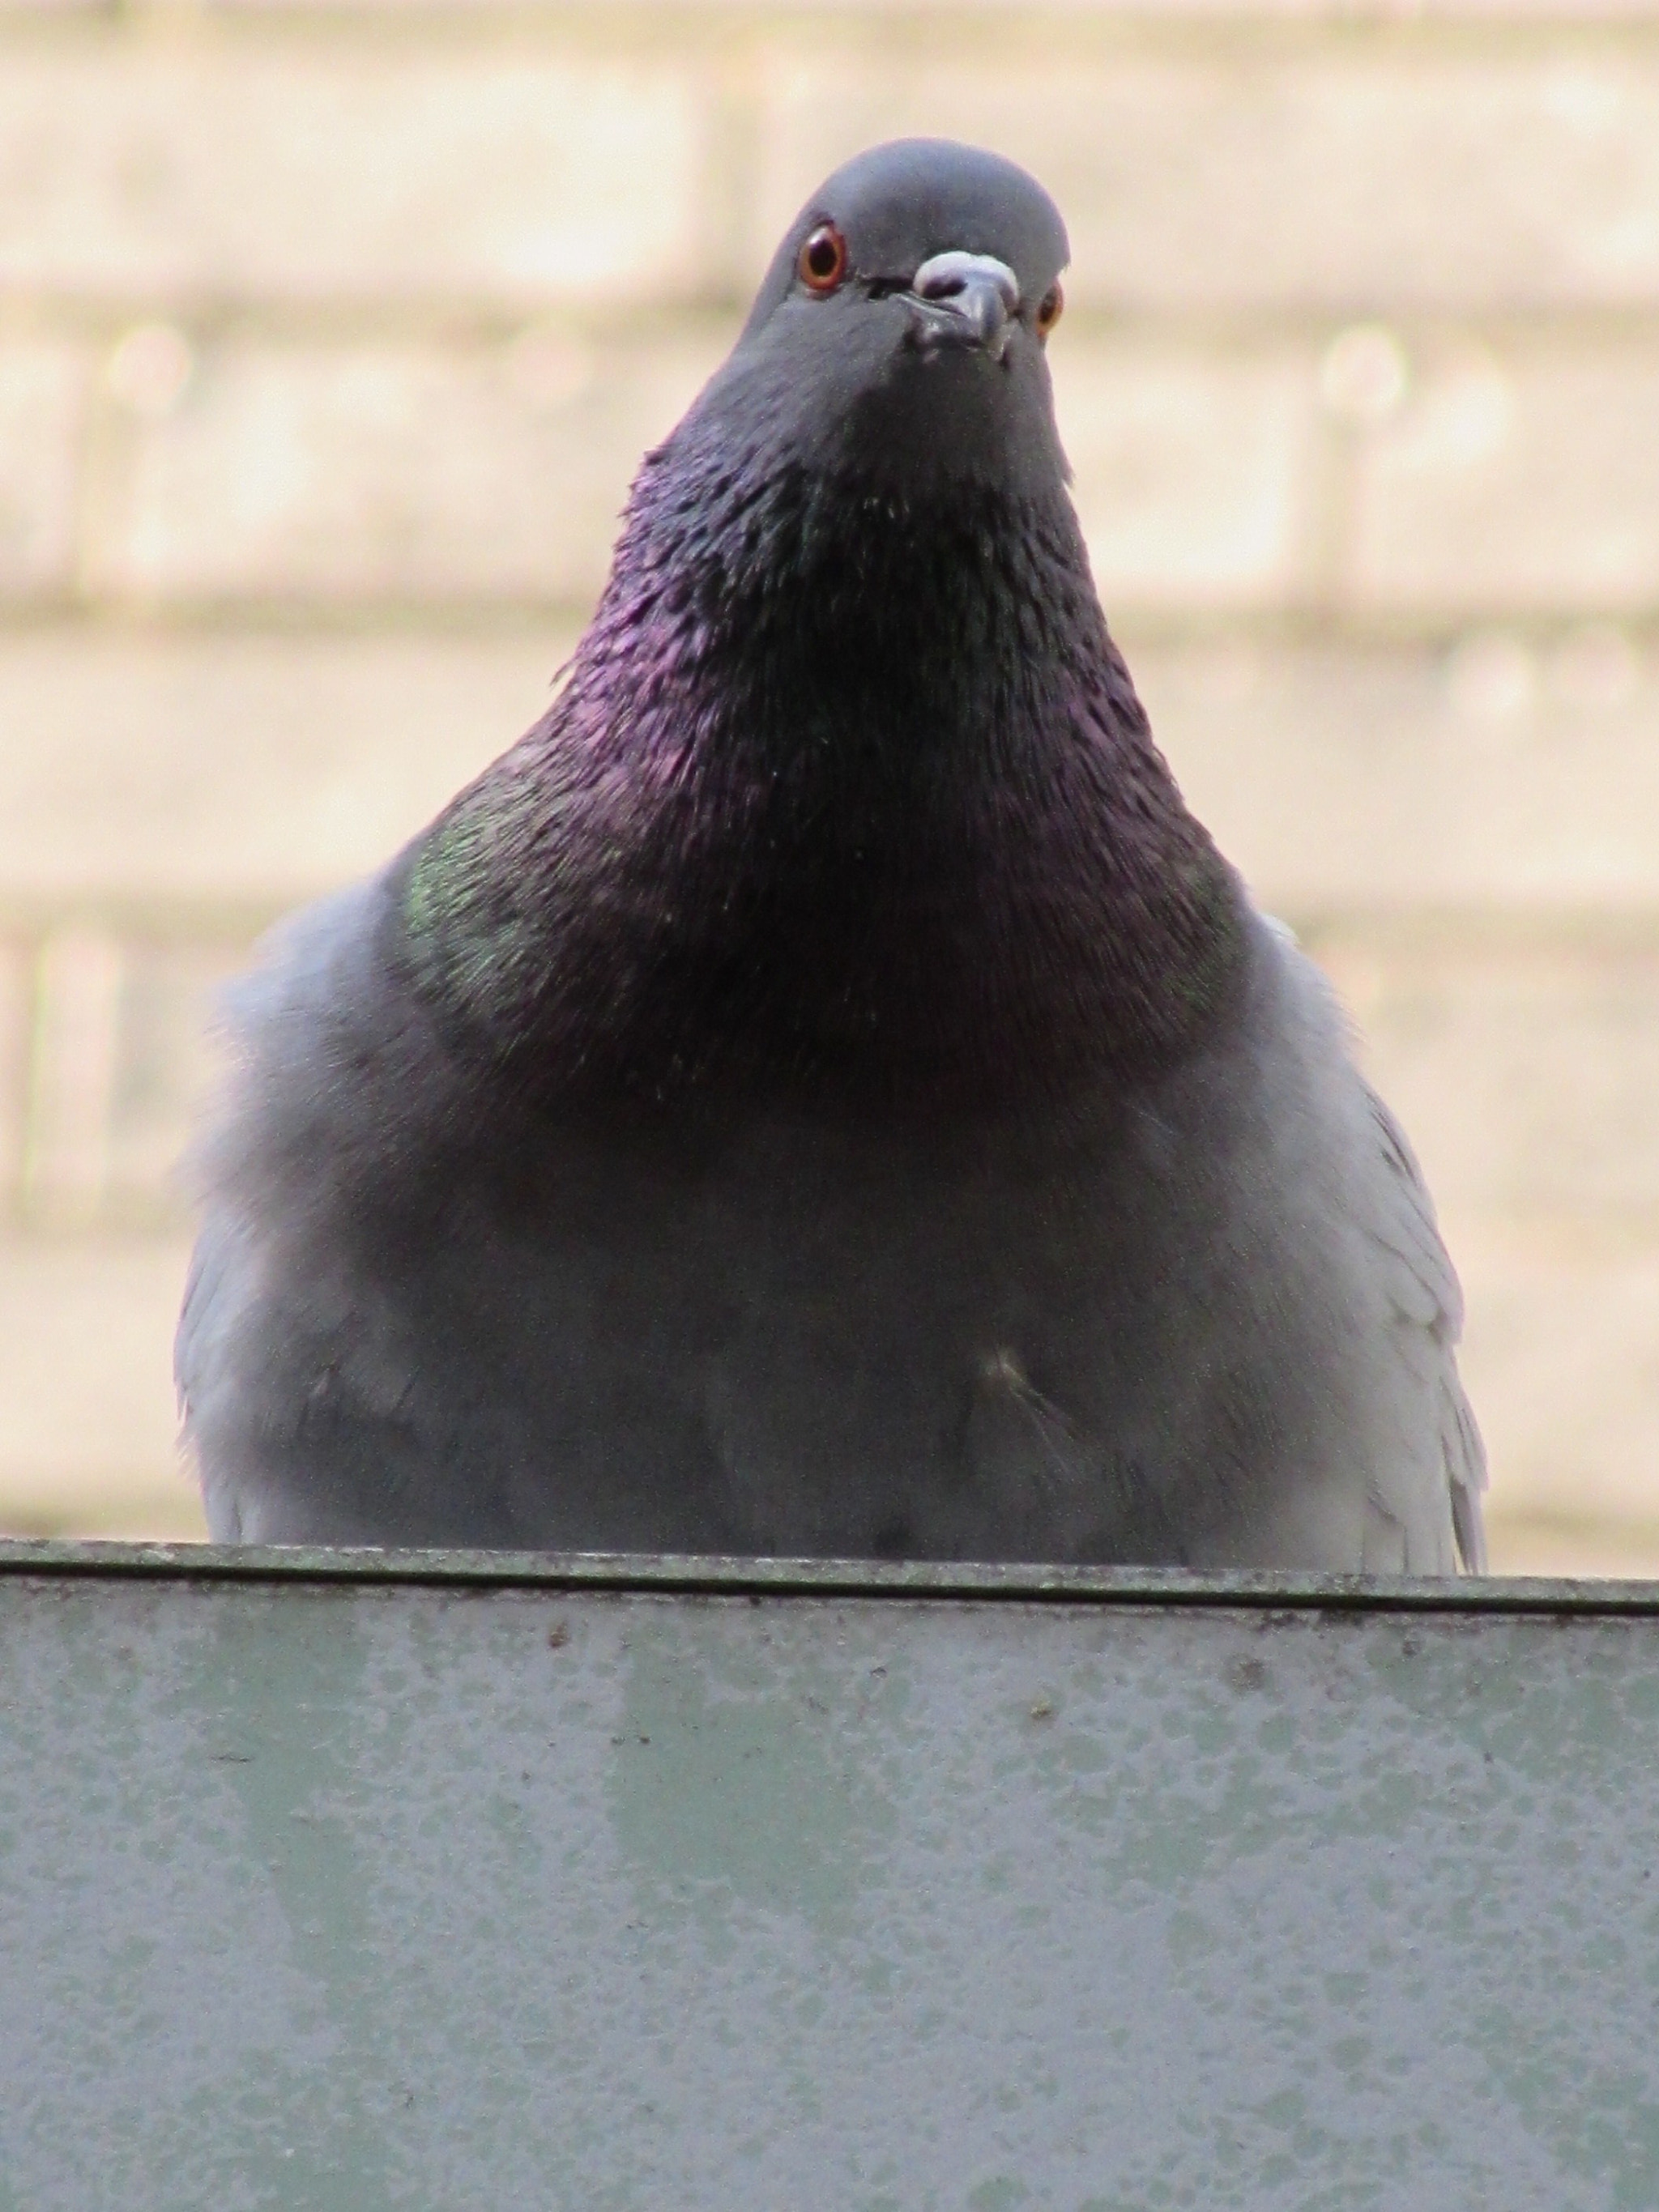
left=798, top=223, right=849, bottom=295
left=1035, top=281, right=1064, bottom=339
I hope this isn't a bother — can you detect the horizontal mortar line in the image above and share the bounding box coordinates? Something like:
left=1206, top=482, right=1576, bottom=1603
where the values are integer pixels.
left=1147, top=606, right=1659, bottom=643
left=0, top=893, right=300, bottom=938
left=12, top=1196, right=1659, bottom=1258
left=1489, top=1504, right=1659, bottom=1541
left=0, top=1536, right=1656, bottom=1609
left=1107, top=607, right=1659, bottom=648
left=1291, top=905, right=1659, bottom=954
left=16, top=4, right=1659, bottom=63
left=0, top=595, right=598, bottom=641
left=9, top=595, right=1659, bottom=642
left=12, top=296, right=1659, bottom=349
left=1426, top=1208, right=1659, bottom=1264
left=6, top=893, right=1659, bottom=949
left=0, top=297, right=750, bottom=347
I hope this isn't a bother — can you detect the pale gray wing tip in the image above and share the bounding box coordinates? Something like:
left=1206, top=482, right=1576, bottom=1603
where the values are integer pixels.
left=1446, top=1375, right=1490, bottom=1573
left=1363, top=1081, right=1489, bottom=1576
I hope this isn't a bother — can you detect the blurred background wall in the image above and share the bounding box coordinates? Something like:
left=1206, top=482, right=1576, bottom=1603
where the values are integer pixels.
left=1, top=0, right=1657, bottom=1564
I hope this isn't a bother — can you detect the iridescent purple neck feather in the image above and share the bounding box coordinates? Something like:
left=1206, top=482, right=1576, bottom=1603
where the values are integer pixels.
left=396, top=396, right=1247, bottom=1120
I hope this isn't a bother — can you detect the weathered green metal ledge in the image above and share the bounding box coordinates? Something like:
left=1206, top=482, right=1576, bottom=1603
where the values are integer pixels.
left=5, top=1543, right=1658, bottom=2208
left=5, top=1536, right=1659, bottom=1611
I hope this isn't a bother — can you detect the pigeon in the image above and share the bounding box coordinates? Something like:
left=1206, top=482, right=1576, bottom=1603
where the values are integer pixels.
left=177, top=138, right=1486, bottom=1571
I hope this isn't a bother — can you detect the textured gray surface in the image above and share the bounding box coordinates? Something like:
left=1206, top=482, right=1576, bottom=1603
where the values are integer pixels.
left=2, top=1549, right=1657, bottom=2210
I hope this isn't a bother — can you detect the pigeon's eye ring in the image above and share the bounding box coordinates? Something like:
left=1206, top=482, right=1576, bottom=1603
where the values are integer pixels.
left=798, top=224, right=850, bottom=295
left=1035, top=281, right=1064, bottom=339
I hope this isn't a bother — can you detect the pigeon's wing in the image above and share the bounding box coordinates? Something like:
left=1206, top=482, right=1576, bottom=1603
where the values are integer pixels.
left=1354, top=1076, right=1488, bottom=1573
left=174, top=1215, right=264, bottom=1541
left=176, top=1198, right=454, bottom=1546
left=1265, top=917, right=1485, bottom=1574
left=173, top=881, right=466, bottom=1545
left=173, top=1225, right=221, bottom=1435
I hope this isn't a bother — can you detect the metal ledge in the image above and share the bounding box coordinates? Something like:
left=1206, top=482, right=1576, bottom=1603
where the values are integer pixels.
left=7, top=1535, right=1659, bottom=2201
left=2, top=1536, right=1657, bottom=1612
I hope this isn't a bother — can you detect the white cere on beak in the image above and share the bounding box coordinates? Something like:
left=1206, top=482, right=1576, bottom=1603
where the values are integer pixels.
left=910, top=253, right=1021, bottom=362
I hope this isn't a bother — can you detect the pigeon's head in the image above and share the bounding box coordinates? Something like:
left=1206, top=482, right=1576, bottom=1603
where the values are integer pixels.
left=695, top=139, right=1072, bottom=505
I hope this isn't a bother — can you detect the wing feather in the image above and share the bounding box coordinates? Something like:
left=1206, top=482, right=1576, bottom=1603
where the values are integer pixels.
left=1361, top=1082, right=1488, bottom=1572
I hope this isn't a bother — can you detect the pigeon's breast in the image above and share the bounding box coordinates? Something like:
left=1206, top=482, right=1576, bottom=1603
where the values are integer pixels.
left=429, top=944, right=1354, bottom=1560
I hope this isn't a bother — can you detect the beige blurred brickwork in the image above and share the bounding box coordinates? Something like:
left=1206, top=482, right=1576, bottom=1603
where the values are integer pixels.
left=1, top=0, right=1657, bottom=1564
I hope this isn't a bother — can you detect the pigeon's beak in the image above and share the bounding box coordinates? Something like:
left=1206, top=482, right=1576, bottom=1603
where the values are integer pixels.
left=906, top=253, right=1021, bottom=364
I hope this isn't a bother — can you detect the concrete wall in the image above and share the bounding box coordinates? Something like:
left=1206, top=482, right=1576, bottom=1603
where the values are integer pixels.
left=2, top=0, right=1657, bottom=1563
